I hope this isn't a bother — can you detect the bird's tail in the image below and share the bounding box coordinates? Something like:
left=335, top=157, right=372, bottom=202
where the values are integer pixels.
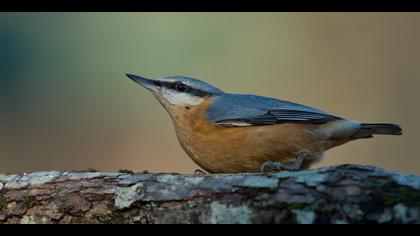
left=359, top=123, right=403, bottom=136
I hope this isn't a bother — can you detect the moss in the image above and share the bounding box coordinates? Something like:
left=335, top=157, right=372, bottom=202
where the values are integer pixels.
left=288, top=202, right=310, bottom=210
left=119, top=169, right=134, bottom=174
left=381, top=182, right=420, bottom=206
left=21, top=196, right=40, bottom=209
left=146, top=202, right=158, bottom=210
left=286, top=201, right=339, bottom=214
left=94, top=214, right=111, bottom=223
left=317, top=201, right=340, bottom=214
left=362, top=178, right=420, bottom=211
left=110, top=206, right=120, bottom=214
left=109, top=207, right=129, bottom=224
left=279, top=215, right=296, bottom=224
left=58, top=205, right=75, bottom=214
left=0, top=196, right=8, bottom=213
left=72, top=217, right=91, bottom=224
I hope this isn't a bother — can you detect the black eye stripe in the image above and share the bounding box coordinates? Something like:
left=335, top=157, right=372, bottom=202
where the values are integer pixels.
left=156, top=81, right=212, bottom=97
left=153, top=81, right=162, bottom=87
left=175, top=83, right=187, bottom=92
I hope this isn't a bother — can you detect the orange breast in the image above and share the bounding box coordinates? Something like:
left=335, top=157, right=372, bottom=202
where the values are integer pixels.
left=170, top=98, right=326, bottom=173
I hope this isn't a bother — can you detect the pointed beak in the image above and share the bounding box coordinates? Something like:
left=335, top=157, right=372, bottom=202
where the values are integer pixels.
left=126, top=73, right=159, bottom=93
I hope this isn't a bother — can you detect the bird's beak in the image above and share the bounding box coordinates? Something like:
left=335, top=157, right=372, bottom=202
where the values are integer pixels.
left=126, top=74, right=159, bottom=93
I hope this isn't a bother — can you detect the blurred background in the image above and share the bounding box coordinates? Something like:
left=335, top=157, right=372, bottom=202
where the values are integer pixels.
left=0, top=13, right=419, bottom=174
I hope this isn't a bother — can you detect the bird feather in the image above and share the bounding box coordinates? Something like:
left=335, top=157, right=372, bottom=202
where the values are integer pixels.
left=206, top=94, right=342, bottom=126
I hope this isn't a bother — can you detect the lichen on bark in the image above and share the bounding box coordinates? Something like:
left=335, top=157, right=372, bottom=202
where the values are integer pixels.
left=0, top=164, right=419, bottom=224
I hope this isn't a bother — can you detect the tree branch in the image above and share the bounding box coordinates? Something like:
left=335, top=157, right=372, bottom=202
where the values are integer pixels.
left=0, top=164, right=419, bottom=224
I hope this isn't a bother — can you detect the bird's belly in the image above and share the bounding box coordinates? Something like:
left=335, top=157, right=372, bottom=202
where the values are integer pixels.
left=174, top=122, right=325, bottom=173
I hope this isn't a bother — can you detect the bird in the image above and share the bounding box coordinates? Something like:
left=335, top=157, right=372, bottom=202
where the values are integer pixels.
left=126, top=74, right=402, bottom=174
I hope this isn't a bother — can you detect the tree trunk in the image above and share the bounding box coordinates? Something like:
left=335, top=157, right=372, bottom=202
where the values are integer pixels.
left=0, top=164, right=419, bottom=224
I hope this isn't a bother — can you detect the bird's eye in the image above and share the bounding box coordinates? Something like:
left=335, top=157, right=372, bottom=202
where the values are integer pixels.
left=175, top=83, right=187, bottom=92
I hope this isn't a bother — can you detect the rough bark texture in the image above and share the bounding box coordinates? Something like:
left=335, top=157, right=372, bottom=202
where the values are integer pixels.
left=0, top=164, right=420, bottom=224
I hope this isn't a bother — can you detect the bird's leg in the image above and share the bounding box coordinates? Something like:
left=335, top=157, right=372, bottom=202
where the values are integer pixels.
left=260, top=153, right=306, bottom=173
left=194, top=169, right=207, bottom=175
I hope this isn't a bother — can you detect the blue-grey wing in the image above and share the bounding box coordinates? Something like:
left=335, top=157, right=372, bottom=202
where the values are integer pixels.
left=206, top=94, right=342, bottom=126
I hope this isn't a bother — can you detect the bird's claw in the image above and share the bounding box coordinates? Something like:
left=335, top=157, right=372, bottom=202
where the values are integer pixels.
left=260, top=153, right=306, bottom=173
left=194, top=169, right=207, bottom=175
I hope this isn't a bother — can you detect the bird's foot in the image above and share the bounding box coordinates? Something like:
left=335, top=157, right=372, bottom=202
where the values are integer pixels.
left=260, top=153, right=306, bottom=173
left=194, top=169, right=207, bottom=175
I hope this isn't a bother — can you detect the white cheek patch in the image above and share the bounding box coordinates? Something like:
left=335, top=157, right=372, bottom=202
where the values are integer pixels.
left=162, top=88, right=204, bottom=106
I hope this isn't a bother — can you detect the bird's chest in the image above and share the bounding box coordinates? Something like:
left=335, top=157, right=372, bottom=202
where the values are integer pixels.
left=170, top=103, right=220, bottom=161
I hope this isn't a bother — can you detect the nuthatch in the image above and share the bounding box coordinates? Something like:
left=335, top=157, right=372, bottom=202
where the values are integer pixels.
left=126, top=74, right=402, bottom=174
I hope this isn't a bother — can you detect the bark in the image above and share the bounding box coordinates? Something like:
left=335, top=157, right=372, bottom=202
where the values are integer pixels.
left=0, top=164, right=419, bottom=224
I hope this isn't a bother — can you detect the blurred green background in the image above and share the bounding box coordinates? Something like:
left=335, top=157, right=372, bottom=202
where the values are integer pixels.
left=0, top=13, right=419, bottom=174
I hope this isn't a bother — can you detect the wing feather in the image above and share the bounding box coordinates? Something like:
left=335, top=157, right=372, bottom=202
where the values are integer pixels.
left=206, top=94, right=342, bottom=127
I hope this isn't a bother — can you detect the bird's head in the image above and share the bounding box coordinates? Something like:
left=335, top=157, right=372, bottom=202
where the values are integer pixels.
left=126, top=74, right=224, bottom=113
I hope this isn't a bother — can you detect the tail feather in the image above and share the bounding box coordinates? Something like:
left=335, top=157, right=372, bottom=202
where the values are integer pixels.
left=360, top=123, right=402, bottom=135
